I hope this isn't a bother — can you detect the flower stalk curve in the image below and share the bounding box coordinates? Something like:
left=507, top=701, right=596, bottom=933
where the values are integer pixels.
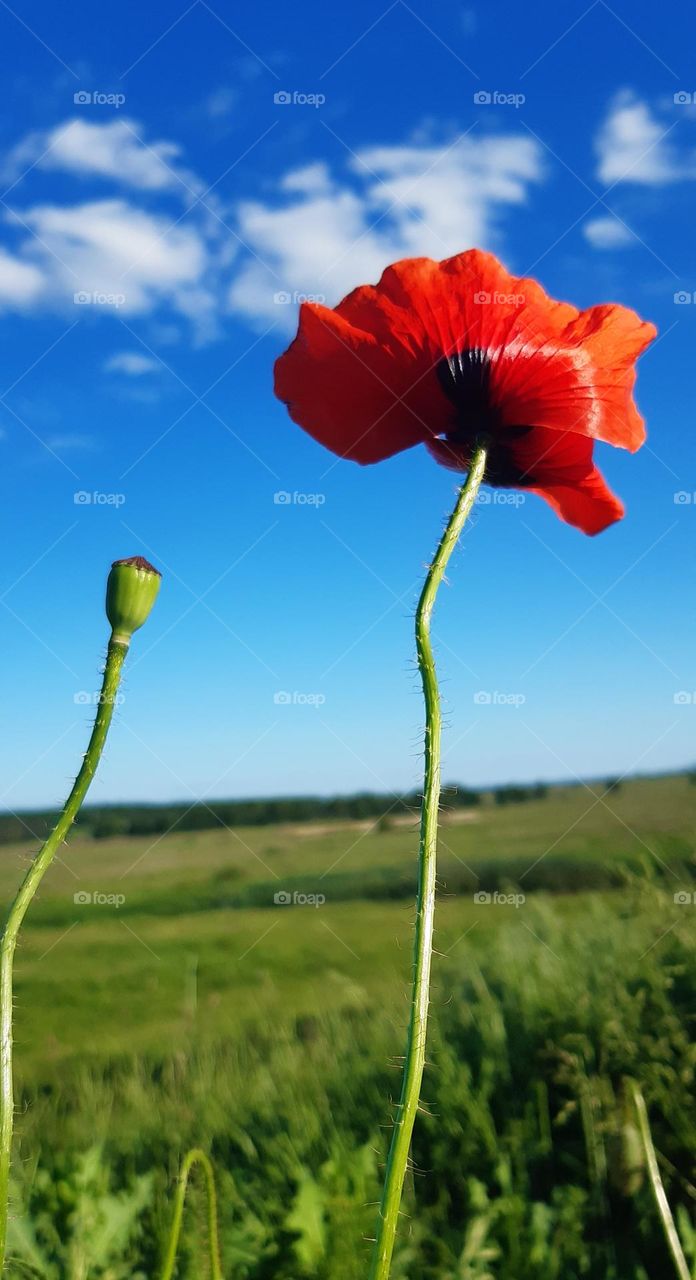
left=369, top=444, right=487, bottom=1280
left=0, top=556, right=160, bottom=1272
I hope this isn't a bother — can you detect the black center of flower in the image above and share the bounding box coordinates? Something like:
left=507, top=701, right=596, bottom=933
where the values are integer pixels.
left=436, top=347, right=495, bottom=429
left=436, top=348, right=533, bottom=485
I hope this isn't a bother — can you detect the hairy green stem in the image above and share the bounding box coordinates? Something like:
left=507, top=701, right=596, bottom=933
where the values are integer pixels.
left=0, top=637, right=128, bottom=1272
left=630, top=1081, right=691, bottom=1280
left=160, top=1148, right=223, bottom=1280
left=369, top=445, right=487, bottom=1280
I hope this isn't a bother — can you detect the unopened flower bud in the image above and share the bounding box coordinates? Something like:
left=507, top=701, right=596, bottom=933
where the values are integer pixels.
left=106, top=556, right=161, bottom=645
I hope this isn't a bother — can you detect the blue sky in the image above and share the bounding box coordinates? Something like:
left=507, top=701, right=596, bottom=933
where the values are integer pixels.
left=0, top=0, right=695, bottom=810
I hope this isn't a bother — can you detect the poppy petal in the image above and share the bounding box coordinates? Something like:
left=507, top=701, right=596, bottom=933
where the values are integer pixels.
left=274, top=251, right=585, bottom=465
left=274, top=249, right=654, bottom=535
left=428, top=422, right=625, bottom=533
left=336, top=252, right=655, bottom=456
left=337, top=251, right=579, bottom=361
left=273, top=300, right=446, bottom=465
left=559, top=304, right=656, bottom=450
left=489, top=304, right=655, bottom=453
left=530, top=466, right=624, bottom=536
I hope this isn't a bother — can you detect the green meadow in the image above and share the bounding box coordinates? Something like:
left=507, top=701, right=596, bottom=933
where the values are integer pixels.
left=4, top=774, right=696, bottom=1277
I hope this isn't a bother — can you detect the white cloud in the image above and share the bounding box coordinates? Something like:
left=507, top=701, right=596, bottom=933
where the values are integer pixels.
left=596, top=91, right=695, bottom=185
left=357, top=135, right=540, bottom=250
left=105, top=351, right=160, bottom=375
left=228, top=132, right=544, bottom=327
left=583, top=215, right=635, bottom=249
left=8, top=199, right=218, bottom=334
left=204, top=87, right=237, bottom=119
left=280, top=162, right=334, bottom=196
left=14, top=118, right=199, bottom=195
left=0, top=117, right=225, bottom=336
left=0, top=118, right=234, bottom=337
left=46, top=433, right=95, bottom=450
left=0, top=248, right=45, bottom=306
left=0, top=117, right=545, bottom=340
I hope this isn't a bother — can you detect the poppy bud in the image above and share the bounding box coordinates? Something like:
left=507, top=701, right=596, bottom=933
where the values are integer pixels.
left=106, top=555, right=161, bottom=645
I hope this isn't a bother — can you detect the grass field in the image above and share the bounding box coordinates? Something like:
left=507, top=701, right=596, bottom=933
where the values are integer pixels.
left=3, top=775, right=696, bottom=1277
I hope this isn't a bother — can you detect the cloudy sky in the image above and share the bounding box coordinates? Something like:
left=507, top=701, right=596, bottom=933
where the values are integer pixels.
left=1, top=0, right=695, bottom=810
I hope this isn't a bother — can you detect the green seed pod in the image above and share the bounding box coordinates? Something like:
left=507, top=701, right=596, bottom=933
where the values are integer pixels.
left=106, top=555, right=161, bottom=645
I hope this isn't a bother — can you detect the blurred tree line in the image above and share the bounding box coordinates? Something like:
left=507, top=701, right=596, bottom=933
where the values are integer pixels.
left=0, top=775, right=644, bottom=845
left=0, top=784, right=501, bottom=844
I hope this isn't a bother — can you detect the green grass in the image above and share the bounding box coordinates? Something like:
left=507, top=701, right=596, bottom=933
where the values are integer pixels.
left=3, top=775, right=696, bottom=1277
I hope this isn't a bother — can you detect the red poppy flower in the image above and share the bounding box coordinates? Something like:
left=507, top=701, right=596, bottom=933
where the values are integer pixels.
left=274, top=250, right=656, bottom=535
